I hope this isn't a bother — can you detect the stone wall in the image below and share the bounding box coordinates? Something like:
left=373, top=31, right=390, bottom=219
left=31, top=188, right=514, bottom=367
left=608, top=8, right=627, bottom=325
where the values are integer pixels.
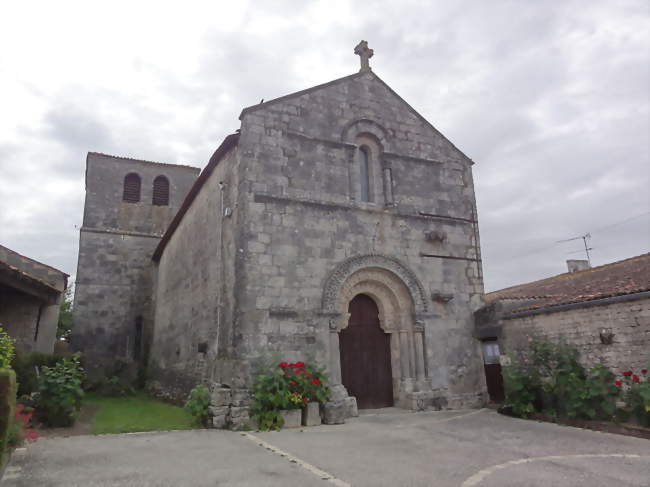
left=72, top=153, right=199, bottom=381
left=148, top=147, right=241, bottom=400
left=0, top=286, right=40, bottom=351
left=234, top=71, right=486, bottom=408
left=500, top=295, right=650, bottom=376
left=148, top=71, right=487, bottom=412
left=0, top=246, right=66, bottom=354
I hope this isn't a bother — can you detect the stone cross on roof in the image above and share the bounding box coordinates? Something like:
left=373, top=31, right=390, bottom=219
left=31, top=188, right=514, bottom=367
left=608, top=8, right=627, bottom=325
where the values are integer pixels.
left=354, top=40, right=374, bottom=72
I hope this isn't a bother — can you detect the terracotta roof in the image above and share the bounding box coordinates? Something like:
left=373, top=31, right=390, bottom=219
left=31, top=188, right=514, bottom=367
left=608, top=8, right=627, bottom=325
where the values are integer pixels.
left=486, top=253, right=650, bottom=311
left=0, top=261, right=63, bottom=295
left=152, top=133, right=240, bottom=262
left=0, top=244, right=69, bottom=278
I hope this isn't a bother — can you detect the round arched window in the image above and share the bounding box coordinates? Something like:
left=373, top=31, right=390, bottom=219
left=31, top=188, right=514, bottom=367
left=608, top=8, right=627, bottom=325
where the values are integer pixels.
left=152, top=176, right=170, bottom=206
left=123, top=173, right=141, bottom=203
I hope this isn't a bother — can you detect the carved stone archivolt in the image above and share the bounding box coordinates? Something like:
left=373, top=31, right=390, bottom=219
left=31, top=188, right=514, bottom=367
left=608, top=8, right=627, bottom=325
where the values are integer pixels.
left=321, top=254, right=429, bottom=315
left=340, top=118, right=391, bottom=152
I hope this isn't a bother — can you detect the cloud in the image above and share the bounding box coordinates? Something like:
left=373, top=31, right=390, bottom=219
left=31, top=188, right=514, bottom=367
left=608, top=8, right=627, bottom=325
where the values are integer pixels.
left=0, top=0, right=647, bottom=294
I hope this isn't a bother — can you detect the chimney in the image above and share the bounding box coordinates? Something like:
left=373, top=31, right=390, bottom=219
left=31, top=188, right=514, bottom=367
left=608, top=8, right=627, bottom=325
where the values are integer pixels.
left=567, top=259, right=590, bottom=273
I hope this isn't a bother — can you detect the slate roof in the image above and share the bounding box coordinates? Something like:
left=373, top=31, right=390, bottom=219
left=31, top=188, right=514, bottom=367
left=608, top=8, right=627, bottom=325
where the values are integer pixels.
left=486, top=253, right=650, bottom=312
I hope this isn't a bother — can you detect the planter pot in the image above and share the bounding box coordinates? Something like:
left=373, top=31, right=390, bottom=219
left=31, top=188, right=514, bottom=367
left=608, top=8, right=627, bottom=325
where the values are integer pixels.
left=302, top=402, right=321, bottom=426
left=280, top=409, right=301, bottom=429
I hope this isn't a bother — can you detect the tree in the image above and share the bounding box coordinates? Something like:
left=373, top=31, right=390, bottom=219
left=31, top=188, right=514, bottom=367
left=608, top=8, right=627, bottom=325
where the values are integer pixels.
left=57, top=288, right=73, bottom=341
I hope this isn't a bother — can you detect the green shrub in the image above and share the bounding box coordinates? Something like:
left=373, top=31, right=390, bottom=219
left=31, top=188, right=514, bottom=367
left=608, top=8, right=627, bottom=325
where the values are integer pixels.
left=184, top=384, right=211, bottom=427
left=11, top=350, right=67, bottom=397
left=0, top=369, right=16, bottom=456
left=99, top=376, right=136, bottom=397
left=502, top=361, right=539, bottom=417
left=503, top=338, right=619, bottom=421
left=250, top=367, right=291, bottom=431
left=35, top=355, right=85, bottom=427
left=0, top=329, right=15, bottom=370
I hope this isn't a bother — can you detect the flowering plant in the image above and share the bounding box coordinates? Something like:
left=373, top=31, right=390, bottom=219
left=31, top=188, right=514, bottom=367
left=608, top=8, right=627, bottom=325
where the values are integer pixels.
left=615, top=367, right=650, bottom=427
left=5, top=403, right=39, bottom=450
left=250, top=359, right=331, bottom=431
left=278, top=361, right=330, bottom=405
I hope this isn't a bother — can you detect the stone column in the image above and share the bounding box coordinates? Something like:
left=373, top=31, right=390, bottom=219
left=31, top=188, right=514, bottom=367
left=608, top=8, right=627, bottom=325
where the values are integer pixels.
left=328, top=315, right=349, bottom=401
left=414, top=331, right=426, bottom=383
left=35, top=302, right=60, bottom=354
left=382, top=168, right=394, bottom=206
left=329, top=330, right=342, bottom=386
left=408, top=332, right=417, bottom=381
left=399, top=331, right=411, bottom=379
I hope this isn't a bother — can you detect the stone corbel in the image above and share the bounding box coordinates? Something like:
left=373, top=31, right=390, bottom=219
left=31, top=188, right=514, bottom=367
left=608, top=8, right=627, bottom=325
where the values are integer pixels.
left=425, top=231, right=447, bottom=243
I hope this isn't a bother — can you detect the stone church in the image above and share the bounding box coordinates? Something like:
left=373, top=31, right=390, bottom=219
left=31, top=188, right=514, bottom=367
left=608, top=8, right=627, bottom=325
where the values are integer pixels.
left=72, top=42, right=487, bottom=422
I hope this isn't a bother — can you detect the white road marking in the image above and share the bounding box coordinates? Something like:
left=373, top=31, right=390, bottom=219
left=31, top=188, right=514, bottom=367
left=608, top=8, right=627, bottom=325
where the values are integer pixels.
left=461, top=453, right=648, bottom=487
left=3, top=465, right=23, bottom=480
left=241, top=432, right=351, bottom=487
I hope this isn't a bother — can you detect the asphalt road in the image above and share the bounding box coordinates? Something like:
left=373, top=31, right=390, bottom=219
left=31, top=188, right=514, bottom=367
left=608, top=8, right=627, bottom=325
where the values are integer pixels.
left=3, top=408, right=649, bottom=487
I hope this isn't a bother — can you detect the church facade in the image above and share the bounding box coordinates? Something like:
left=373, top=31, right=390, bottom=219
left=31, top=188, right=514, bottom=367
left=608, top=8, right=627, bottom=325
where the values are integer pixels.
left=73, top=43, right=487, bottom=424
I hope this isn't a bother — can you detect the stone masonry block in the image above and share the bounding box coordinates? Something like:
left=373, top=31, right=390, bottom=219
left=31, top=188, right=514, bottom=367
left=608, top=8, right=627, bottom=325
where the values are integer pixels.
left=211, top=387, right=232, bottom=406
left=322, top=400, right=347, bottom=425
left=208, top=405, right=230, bottom=417
left=280, top=409, right=302, bottom=428
left=302, top=402, right=321, bottom=426
left=231, top=389, right=251, bottom=407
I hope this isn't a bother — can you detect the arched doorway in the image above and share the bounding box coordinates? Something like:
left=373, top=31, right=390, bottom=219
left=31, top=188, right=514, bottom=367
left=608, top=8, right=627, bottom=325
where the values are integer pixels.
left=340, top=294, right=394, bottom=409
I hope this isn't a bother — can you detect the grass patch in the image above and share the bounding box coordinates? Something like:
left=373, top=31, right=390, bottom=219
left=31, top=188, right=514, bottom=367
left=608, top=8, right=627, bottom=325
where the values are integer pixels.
left=85, top=392, right=196, bottom=434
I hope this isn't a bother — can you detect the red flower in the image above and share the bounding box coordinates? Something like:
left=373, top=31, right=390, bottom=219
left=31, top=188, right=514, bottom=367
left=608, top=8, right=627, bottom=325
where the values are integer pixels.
left=642, top=369, right=648, bottom=375
left=289, top=380, right=297, bottom=386
left=25, top=429, right=39, bottom=442
left=303, top=397, right=309, bottom=403
left=278, top=362, right=289, bottom=368
left=311, top=379, right=321, bottom=385
left=632, top=375, right=640, bottom=383
left=614, top=380, right=622, bottom=387
left=294, top=361, right=305, bottom=368
left=622, top=371, right=633, bottom=377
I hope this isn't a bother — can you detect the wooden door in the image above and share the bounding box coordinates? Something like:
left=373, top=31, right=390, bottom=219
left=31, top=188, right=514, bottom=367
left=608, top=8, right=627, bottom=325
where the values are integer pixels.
left=482, top=340, right=504, bottom=402
left=340, top=294, right=394, bottom=409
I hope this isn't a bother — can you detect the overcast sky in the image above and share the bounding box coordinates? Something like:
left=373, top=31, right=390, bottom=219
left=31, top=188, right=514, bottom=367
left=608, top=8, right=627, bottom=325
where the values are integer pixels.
left=1, top=0, right=648, bottom=292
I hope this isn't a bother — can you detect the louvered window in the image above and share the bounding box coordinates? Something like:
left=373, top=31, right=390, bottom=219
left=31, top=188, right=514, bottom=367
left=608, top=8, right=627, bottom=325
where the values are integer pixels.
left=123, top=173, right=141, bottom=203
left=152, top=175, right=170, bottom=206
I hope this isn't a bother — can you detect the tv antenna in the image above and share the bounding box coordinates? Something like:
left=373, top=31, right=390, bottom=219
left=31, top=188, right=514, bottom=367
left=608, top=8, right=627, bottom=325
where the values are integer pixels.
left=556, top=233, right=593, bottom=265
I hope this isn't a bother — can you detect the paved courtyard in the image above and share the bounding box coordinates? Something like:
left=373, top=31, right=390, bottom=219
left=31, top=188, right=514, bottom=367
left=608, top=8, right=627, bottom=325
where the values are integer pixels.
left=3, top=409, right=649, bottom=487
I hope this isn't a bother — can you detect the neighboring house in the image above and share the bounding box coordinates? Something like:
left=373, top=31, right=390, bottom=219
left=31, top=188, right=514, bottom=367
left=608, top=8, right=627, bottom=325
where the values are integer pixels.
left=0, top=245, right=68, bottom=354
left=72, top=42, right=487, bottom=424
left=475, top=254, right=650, bottom=401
